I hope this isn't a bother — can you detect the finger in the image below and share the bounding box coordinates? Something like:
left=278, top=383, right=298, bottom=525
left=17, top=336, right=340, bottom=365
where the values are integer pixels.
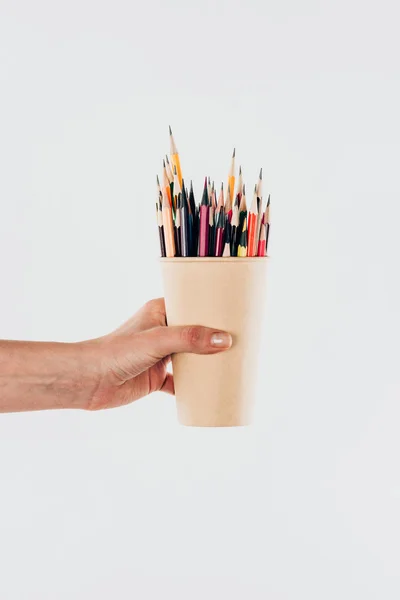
left=132, top=325, right=232, bottom=370
left=160, top=373, right=175, bottom=395
left=112, top=298, right=166, bottom=336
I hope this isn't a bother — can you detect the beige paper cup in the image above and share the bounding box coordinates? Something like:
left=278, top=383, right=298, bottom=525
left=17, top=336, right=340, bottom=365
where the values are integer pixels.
left=161, top=257, right=267, bottom=427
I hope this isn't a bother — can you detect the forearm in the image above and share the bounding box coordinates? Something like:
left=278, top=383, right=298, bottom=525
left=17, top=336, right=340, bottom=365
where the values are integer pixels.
left=0, top=340, right=100, bottom=413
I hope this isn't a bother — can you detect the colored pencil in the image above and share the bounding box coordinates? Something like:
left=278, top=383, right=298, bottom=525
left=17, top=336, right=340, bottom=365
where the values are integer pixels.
left=237, top=165, right=243, bottom=201
left=208, top=203, right=215, bottom=256
left=238, top=217, right=248, bottom=257
left=180, top=181, right=190, bottom=257
left=222, top=217, right=231, bottom=257
left=247, top=184, right=258, bottom=257
left=156, top=202, right=166, bottom=257
left=169, top=126, right=183, bottom=187
left=214, top=205, right=225, bottom=257
left=199, top=177, right=209, bottom=257
left=256, top=167, right=263, bottom=200
left=227, top=148, right=235, bottom=205
left=257, top=221, right=266, bottom=257
left=174, top=193, right=182, bottom=256
left=230, top=201, right=239, bottom=256
left=173, top=165, right=181, bottom=214
left=162, top=190, right=175, bottom=257
left=265, top=194, right=270, bottom=254
left=163, top=160, right=172, bottom=206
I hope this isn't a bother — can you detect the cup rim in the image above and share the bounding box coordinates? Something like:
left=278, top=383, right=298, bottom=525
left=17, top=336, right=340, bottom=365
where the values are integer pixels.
left=160, top=256, right=269, bottom=263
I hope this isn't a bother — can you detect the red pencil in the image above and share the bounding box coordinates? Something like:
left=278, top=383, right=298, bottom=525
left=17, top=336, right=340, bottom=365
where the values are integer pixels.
left=247, top=185, right=258, bottom=256
left=257, top=220, right=266, bottom=256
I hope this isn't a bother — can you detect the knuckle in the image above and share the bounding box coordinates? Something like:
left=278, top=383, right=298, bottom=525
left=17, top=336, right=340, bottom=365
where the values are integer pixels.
left=181, top=326, right=203, bottom=346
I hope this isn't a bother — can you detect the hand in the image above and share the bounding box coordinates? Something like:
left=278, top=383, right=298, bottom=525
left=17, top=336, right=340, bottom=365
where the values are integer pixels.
left=86, top=298, right=232, bottom=410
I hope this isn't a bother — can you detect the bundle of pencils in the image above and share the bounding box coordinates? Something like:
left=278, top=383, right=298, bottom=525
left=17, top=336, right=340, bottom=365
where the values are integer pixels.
left=156, top=127, right=271, bottom=258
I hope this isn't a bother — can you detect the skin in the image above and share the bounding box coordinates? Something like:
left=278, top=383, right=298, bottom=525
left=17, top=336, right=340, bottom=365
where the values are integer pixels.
left=0, top=298, right=232, bottom=413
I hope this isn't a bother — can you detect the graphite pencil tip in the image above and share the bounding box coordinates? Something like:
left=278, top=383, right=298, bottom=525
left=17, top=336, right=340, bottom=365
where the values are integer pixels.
left=259, top=168, right=262, bottom=179
left=163, top=159, right=166, bottom=167
left=169, top=125, right=172, bottom=135
left=232, top=147, right=236, bottom=158
left=267, top=194, right=270, bottom=207
left=156, top=175, right=160, bottom=185
left=239, top=165, right=242, bottom=175
left=174, top=165, right=177, bottom=174
left=243, top=184, right=246, bottom=195
left=165, top=155, right=170, bottom=164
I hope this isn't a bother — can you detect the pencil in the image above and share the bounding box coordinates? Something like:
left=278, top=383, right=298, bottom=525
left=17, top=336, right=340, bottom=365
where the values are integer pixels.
left=230, top=201, right=239, bottom=256
left=174, top=193, right=182, bottom=257
left=163, top=160, right=172, bottom=206
left=255, top=195, right=262, bottom=250
left=180, top=181, right=190, bottom=257
left=199, top=177, right=209, bottom=257
left=247, top=184, right=258, bottom=257
left=156, top=202, right=166, bottom=257
left=227, top=147, right=236, bottom=205
left=257, top=220, right=266, bottom=257
left=214, top=205, right=225, bottom=256
left=237, top=165, right=243, bottom=201
left=208, top=202, right=215, bottom=256
left=265, top=194, right=270, bottom=254
left=189, top=180, right=196, bottom=217
left=225, top=184, right=232, bottom=219
left=173, top=165, right=181, bottom=214
left=162, top=190, right=175, bottom=257
left=256, top=167, right=263, bottom=200
left=237, top=216, right=248, bottom=257
left=165, top=154, right=174, bottom=183
left=169, top=126, right=183, bottom=187
left=222, top=216, right=231, bottom=256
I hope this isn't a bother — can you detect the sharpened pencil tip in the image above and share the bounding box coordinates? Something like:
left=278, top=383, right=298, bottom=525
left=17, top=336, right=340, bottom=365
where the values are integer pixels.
left=163, top=159, right=166, bottom=167
left=221, top=182, right=224, bottom=190
left=169, top=125, right=172, bottom=135
left=259, top=168, right=262, bottom=179
left=174, top=165, right=177, bottom=174
left=239, top=165, right=242, bottom=175
left=267, top=194, right=270, bottom=206
left=204, top=177, right=207, bottom=187
left=157, top=175, right=160, bottom=184
left=243, top=184, right=246, bottom=195
left=232, top=147, right=236, bottom=158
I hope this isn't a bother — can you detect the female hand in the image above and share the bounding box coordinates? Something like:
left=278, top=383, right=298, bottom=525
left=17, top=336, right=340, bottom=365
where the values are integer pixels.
left=86, top=298, right=232, bottom=410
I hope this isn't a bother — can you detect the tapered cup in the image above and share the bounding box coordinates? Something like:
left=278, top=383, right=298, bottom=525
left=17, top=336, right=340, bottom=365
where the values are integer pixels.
left=161, top=257, right=267, bottom=427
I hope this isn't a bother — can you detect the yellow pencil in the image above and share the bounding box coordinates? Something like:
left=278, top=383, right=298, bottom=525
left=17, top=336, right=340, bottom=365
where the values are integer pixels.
left=169, top=126, right=183, bottom=187
left=237, top=216, right=248, bottom=257
left=227, top=147, right=236, bottom=204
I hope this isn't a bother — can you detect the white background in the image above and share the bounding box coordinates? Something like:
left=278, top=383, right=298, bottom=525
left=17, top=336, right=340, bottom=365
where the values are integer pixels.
left=1, top=0, right=400, bottom=598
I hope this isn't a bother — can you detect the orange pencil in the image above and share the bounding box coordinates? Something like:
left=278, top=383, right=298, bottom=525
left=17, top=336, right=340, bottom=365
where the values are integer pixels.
left=247, top=185, right=258, bottom=256
left=227, top=148, right=236, bottom=204
left=169, top=126, right=183, bottom=187
left=162, top=190, right=176, bottom=257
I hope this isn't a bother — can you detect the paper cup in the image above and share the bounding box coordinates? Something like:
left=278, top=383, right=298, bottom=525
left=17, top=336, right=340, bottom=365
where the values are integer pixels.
left=161, top=257, right=267, bottom=427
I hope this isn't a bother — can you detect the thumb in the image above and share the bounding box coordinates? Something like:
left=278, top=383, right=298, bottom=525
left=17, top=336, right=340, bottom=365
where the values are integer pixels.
left=121, top=325, right=232, bottom=377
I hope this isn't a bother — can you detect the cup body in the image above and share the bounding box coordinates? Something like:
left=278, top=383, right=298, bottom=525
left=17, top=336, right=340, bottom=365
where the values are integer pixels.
left=161, top=257, right=267, bottom=427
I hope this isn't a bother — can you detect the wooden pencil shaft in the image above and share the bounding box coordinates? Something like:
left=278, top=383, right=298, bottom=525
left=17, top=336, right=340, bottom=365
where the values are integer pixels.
left=199, top=204, right=209, bottom=257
